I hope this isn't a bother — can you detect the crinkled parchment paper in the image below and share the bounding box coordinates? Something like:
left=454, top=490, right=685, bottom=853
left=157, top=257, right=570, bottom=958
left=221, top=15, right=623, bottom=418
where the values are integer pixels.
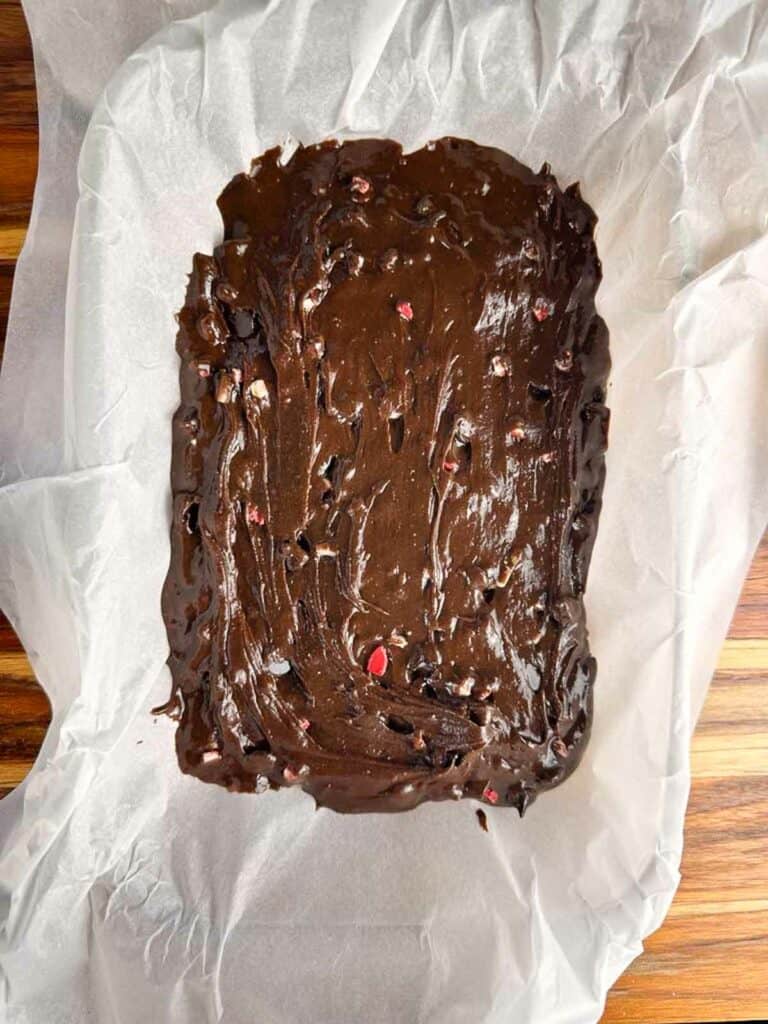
left=1, top=1, right=767, bottom=1021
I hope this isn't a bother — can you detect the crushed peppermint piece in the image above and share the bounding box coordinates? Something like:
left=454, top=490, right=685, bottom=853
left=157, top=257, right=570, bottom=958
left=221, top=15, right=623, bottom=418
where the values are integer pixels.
left=197, top=362, right=211, bottom=378
left=246, top=504, right=265, bottom=525
left=443, top=458, right=459, bottom=473
left=455, top=418, right=475, bottom=443
left=482, top=786, right=499, bottom=804
left=346, top=250, right=364, bottom=275
left=283, top=766, right=298, bottom=782
left=379, top=248, right=399, bottom=272
left=395, top=299, right=414, bottom=321
left=299, top=718, right=311, bottom=731
left=490, top=354, right=510, bottom=377
left=532, top=298, right=553, bottom=322
left=366, top=645, right=389, bottom=677
left=454, top=676, right=475, bottom=697
left=555, top=349, right=574, bottom=372
left=350, top=175, right=371, bottom=195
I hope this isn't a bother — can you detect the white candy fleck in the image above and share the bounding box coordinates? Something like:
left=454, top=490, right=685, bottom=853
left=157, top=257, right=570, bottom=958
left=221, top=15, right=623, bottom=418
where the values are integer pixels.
left=490, top=354, right=509, bottom=377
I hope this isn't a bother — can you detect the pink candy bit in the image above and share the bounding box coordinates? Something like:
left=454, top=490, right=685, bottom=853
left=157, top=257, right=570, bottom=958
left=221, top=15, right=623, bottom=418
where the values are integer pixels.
left=482, top=785, right=499, bottom=805
left=197, top=362, right=211, bottom=378
left=283, top=766, right=299, bottom=782
left=365, top=644, right=389, bottom=677
left=246, top=504, right=265, bottom=526
left=299, top=718, right=311, bottom=731
left=532, top=298, right=553, bottom=322
left=395, top=299, right=414, bottom=322
left=442, top=458, right=459, bottom=473
left=350, top=174, right=371, bottom=195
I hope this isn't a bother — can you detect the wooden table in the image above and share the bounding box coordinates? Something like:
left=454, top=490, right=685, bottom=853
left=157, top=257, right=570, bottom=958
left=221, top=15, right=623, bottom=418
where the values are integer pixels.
left=1, top=3, right=766, bottom=1020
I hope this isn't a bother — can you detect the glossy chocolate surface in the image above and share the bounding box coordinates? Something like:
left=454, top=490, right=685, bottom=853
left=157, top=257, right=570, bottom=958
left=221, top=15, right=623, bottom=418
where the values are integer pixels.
left=161, top=138, right=610, bottom=813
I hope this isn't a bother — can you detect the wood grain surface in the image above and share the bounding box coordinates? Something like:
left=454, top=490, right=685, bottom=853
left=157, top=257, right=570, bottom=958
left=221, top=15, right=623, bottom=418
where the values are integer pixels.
left=0, top=3, right=766, bottom=1020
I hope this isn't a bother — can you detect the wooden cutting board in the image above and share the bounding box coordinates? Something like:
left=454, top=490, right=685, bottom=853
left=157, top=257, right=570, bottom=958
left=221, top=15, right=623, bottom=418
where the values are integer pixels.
left=1, top=4, right=766, bottom=1020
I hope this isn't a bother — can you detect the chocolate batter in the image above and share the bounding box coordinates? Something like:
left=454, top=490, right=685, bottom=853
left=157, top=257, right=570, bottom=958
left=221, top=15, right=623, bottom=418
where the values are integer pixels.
left=160, top=138, right=610, bottom=813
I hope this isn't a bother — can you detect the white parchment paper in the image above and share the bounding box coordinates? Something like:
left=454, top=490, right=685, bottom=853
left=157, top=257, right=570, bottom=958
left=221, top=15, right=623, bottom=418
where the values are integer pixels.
left=2, top=1, right=768, bottom=1021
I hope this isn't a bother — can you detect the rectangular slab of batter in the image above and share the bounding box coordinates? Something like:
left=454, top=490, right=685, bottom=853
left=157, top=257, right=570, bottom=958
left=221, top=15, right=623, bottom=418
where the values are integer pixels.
left=160, top=138, right=610, bottom=813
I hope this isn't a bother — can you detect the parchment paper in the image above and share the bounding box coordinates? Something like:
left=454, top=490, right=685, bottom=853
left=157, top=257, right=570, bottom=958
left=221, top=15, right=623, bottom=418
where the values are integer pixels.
left=2, top=1, right=768, bottom=1021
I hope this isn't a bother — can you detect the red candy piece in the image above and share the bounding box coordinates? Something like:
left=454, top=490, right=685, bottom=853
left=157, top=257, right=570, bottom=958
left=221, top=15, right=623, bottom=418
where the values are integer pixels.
left=443, top=459, right=459, bottom=473
left=366, top=645, right=389, bottom=677
left=246, top=504, right=265, bottom=525
left=395, top=299, right=414, bottom=322
left=482, top=786, right=499, bottom=804
left=532, top=298, right=552, bottom=322
left=299, top=718, right=311, bottom=731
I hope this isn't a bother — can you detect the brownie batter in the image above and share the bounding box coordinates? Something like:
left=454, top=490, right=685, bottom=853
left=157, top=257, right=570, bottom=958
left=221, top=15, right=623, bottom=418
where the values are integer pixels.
left=160, top=138, right=610, bottom=814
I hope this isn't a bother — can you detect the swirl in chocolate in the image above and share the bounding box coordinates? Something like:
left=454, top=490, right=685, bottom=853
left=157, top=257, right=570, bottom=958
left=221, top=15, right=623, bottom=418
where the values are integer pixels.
left=161, top=138, right=610, bottom=813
